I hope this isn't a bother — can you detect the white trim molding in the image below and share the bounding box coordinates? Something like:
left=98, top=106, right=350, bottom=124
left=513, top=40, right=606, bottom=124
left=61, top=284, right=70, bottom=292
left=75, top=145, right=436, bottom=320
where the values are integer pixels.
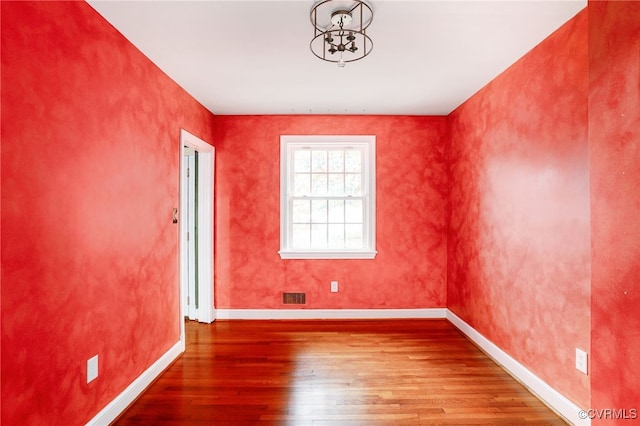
left=445, top=310, right=590, bottom=426
left=278, top=249, right=377, bottom=260
left=215, top=308, right=447, bottom=320
left=85, top=341, right=184, bottom=426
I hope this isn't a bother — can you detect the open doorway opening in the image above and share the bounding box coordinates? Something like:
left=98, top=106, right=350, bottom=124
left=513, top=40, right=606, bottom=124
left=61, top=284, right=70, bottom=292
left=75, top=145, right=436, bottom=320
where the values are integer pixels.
left=179, top=130, right=215, bottom=341
left=182, top=146, right=199, bottom=320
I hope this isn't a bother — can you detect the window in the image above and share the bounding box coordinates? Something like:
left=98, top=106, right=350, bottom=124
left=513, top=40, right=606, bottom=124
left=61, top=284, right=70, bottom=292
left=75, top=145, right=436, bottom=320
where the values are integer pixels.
left=279, top=135, right=376, bottom=259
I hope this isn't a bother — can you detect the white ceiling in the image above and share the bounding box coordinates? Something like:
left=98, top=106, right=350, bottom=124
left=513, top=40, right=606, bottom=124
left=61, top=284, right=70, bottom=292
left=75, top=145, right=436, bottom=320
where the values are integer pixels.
left=87, top=0, right=586, bottom=115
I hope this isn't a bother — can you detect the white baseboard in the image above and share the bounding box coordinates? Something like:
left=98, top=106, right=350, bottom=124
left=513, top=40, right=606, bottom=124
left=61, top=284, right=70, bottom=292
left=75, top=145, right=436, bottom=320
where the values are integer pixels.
left=215, top=308, right=447, bottom=320
left=85, top=340, right=185, bottom=426
left=446, top=310, right=589, bottom=426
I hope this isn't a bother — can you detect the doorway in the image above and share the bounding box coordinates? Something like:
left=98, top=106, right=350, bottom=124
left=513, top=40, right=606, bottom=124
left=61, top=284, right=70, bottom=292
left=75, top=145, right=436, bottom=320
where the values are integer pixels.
left=179, top=130, right=215, bottom=341
left=182, top=146, right=198, bottom=320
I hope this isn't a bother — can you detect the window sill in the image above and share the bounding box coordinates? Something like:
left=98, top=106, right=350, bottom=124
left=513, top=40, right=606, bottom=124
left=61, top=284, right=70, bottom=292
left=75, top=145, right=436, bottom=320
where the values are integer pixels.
left=278, top=250, right=377, bottom=260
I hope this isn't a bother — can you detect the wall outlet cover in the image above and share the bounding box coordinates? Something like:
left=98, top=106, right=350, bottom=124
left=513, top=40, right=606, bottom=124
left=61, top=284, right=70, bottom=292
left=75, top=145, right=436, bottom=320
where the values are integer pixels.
left=87, top=355, right=99, bottom=383
left=575, top=348, right=588, bottom=375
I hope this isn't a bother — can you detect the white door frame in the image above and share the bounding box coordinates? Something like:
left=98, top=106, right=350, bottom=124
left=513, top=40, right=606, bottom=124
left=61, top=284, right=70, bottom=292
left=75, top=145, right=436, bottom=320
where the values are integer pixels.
left=179, top=129, right=215, bottom=341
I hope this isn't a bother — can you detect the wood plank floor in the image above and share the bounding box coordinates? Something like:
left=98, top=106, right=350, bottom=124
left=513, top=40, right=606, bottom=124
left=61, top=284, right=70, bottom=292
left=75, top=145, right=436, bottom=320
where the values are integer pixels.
left=113, top=319, right=567, bottom=425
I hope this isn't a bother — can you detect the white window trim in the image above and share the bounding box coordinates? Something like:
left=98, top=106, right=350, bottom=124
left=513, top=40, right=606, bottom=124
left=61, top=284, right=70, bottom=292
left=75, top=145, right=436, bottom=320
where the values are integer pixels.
left=279, top=135, right=377, bottom=260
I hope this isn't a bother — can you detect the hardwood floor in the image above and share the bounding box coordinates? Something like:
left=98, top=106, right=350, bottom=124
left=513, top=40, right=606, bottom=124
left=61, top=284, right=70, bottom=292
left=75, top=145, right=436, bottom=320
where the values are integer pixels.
left=113, top=319, right=567, bottom=425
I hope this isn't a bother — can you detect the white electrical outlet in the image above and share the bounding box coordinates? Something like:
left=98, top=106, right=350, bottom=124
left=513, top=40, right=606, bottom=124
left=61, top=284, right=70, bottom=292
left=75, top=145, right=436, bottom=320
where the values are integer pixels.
left=576, top=348, right=588, bottom=374
left=87, top=355, right=99, bottom=383
left=331, top=281, right=338, bottom=293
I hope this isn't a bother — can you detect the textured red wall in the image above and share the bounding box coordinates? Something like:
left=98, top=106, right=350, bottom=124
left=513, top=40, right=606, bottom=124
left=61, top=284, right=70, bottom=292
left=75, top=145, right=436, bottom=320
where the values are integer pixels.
left=214, top=115, right=448, bottom=309
left=1, top=2, right=214, bottom=424
left=447, top=10, right=590, bottom=407
left=589, top=2, right=640, bottom=423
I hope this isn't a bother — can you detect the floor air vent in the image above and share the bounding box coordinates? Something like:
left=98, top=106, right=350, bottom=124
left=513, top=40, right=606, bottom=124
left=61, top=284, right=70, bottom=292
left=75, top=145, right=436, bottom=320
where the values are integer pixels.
left=283, top=292, right=306, bottom=305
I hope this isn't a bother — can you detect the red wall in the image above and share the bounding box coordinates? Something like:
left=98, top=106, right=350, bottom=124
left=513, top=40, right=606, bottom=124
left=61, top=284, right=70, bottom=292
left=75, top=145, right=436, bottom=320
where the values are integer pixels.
left=1, top=2, right=215, bottom=424
left=447, top=10, right=590, bottom=408
left=213, top=115, right=448, bottom=309
left=589, top=1, right=640, bottom=422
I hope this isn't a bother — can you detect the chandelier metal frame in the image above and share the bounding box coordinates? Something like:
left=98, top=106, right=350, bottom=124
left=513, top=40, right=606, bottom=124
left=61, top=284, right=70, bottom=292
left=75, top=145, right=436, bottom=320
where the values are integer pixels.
left=310, top=0, right=374, bottom=66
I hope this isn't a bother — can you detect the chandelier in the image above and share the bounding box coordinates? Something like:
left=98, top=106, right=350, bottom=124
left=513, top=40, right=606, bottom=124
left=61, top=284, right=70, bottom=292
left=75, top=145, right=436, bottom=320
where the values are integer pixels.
left=310, top=0, right=374, bottom=67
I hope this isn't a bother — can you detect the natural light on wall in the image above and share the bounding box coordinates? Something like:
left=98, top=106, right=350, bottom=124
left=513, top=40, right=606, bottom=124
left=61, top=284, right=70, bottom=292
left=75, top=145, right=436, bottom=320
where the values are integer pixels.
left=279, top=135, right=377, bottom=259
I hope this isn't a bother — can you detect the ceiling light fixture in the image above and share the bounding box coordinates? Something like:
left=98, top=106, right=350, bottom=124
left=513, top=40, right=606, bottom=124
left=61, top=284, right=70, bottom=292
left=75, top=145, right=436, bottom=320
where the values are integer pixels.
left=310, top=0, right=373, bottom=67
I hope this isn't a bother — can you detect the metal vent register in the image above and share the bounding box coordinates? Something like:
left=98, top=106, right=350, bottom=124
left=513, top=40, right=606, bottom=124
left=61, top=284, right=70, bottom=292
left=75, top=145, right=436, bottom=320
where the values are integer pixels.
left=282, top=292, right=306, bottom=305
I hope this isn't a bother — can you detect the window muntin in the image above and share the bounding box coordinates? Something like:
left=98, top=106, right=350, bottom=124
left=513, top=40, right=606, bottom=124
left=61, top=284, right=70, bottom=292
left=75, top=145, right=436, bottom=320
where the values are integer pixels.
left=279, top=136, right=376, bottom=259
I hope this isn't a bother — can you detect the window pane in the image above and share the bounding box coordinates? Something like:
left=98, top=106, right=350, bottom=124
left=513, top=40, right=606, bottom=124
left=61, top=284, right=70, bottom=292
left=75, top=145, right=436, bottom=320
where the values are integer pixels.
left=328, top=224, right=344, bottom=248
left=312, top=150, right=327, bottom=172
left=292, top=224, right=310, bottom=248
left=311, top=224, right=328, bottom=248
left=345, top=224, right=363, bottom=248
left=311, top=199, right=327, bottom=223
left=328, top=150, right=344, bottom=172
left=345, top=174, right=362, bottom=195
left=294, top=173, right=310, bottom=196
left=292, top=200, right=310, bottom=223
left=294, top=150, right=311, bottom=172
left=311, top=174, right=327, bottom=196
left=345, top=150, right=361, bottom=172
left=328, top=200, right=344, bottom=223
left=328, top=174, right=344, bottom=196
left=345, top=200, right=363, bottom=223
